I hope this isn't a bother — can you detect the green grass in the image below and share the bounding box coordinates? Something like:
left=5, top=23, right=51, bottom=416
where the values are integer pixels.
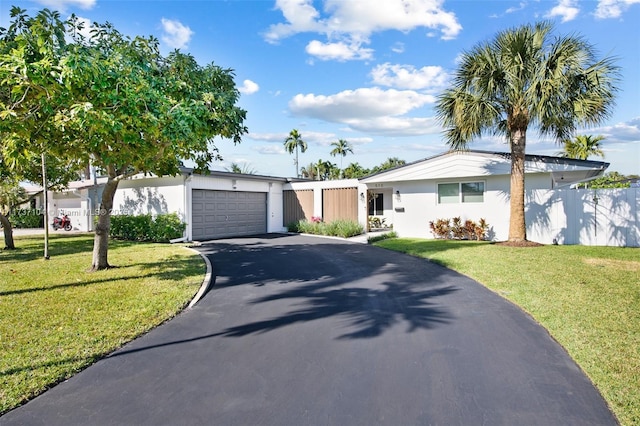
left=374, top=238, right=640, bottom=426
left=0, top=233, right=205, bottom=414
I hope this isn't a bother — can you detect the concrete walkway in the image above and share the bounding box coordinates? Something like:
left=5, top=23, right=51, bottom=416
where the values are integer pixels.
left=1, top=234, right=617, bottom=425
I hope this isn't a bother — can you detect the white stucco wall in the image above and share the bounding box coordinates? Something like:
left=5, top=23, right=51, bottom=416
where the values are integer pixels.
left=114, top=175, right=186, bottom=219
left=379, top=173, right=558, bottom=241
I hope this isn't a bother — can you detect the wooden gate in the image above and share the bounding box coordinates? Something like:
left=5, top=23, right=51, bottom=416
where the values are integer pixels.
left=322, top=187, right=358, bottom=222
left=283, top=190, right=314, bottom=225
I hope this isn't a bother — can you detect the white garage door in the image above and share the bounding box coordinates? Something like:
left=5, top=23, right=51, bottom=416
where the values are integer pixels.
left=192, top=190, right=267, bottom=240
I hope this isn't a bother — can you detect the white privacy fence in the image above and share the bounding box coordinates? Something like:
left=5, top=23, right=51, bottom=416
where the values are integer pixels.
left=526, top=188, right=639, bottom=247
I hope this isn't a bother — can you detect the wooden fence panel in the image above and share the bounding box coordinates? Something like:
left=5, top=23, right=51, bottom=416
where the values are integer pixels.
left=283, top=190, right=314, bottom=225
left=322, top=187, right=358, bottom=223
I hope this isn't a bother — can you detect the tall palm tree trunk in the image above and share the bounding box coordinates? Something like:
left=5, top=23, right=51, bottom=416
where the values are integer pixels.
left=508, top=130, right=527, bottom=242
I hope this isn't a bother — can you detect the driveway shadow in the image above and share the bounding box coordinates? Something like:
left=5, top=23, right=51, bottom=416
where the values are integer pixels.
left=197, top=234, right=459, bottom=340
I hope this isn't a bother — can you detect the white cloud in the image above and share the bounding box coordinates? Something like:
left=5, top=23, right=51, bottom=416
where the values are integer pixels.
left=263, top=0, right=324, bottom=43
left=305, top=40, right=373, bottom=61
left=290, top=87, right=434, bottom=122
left=370, top=63, right=449, bottom=90
left=391, top=42, right=405, bottom=54
left=289, top=87, right=439, bottom=136
left=264, top=0, right=462, bottom=61
left=590, top=117, right=640, bottom=141
left=161, top=18, right=193, bottom=49
left=346, top=116, right=441, bottom=136
left=35, top=0, right=95, bottom=10
left=595, top=0, right=640, bottom=18
left=254, top=144, right=287, bottom=155
left=505, top=2, right=527, bottom=14
left=238, top=80, right=260, bottom=95
left=546, top=0, right=580, bottom=22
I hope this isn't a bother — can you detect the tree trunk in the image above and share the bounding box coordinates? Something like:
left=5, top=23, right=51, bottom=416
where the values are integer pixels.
left=91, top=177, right=120, bottom=271
left=0, top=213, right=15, bottom=250
left=508, top=129, right=528, bottom=242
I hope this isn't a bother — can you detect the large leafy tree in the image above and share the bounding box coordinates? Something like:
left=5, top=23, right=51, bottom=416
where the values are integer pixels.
left=435, top=21, right=619, bottom=243
left=0, top=8, right=85, bottom=254
left=283, top=129, right=307, bottom=178
left=1, top=9, right=247, bottom=270
left=559, top=134, right=605, bottom=160
left=329, top=139, right=353, bottom=176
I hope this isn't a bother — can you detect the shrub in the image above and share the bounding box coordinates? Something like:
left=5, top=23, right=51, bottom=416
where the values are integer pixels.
left=368, top=231, right=398, bottom=244
left=109, top=213, right=185, bottom=242
left=150, top=213, right=187, bottom=242
left=429, top=217, right=489, bottom=240
left=429, top=218, right=451, bottom=239
left=290, top=219, right=364, bottom=238
left=9, top=209, right=44, bottom=228
left=286, top=221, right=300, bottom=232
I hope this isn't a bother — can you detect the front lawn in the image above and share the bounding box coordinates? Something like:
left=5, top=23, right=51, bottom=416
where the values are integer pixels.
left=374, top=238, right=639, bottom=426
left=0, top=233, right=204, bottom=415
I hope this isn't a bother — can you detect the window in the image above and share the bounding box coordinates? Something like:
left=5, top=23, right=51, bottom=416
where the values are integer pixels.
left=368, top=193, right=384, bottom=215
left=438, top=182, right=484, bottom=204
left=461, top=182, right=484, bottom=203
left=437, top=183, right=459, bottom=204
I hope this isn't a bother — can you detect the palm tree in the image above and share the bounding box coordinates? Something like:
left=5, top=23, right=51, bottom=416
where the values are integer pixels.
left=283, top=129, right=307, bottom=178
left=226, top=162, right=257, bottom=174
left=435, top=21, right=618, bottom=243
left=343, top=162, right=369, bottom=179
left=329, top=139, right=353, bottom=176
left=558, top=135, right=605, bottom=160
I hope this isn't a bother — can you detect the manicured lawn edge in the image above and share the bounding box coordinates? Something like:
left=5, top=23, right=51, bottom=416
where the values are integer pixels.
left=1, top=234, right=206, bottom=415
left=373, top=238, right=639, bottom=426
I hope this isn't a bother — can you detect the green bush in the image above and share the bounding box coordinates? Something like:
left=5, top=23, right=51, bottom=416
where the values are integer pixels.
left=290, top=219, right=364, bottom=238
left=368, top=231, right=398, bottom=244
left=9, top=209, right=44, bottom=228
left=109, top=213, right=185, bottom=242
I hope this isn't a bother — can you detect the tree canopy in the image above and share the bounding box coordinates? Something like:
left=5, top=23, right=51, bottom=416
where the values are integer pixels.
left=0, top=8, right=247, bottom=269
left=559, top=135, right=605, bottom=160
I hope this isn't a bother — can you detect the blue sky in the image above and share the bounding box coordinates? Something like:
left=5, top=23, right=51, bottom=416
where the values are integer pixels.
left=2, top=0, right=639, bottom=177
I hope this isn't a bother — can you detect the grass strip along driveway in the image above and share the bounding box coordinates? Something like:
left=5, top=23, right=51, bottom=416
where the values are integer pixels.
left=0, top=233, right=204, bottom=415
left=374, top=238, right=639, bottom=426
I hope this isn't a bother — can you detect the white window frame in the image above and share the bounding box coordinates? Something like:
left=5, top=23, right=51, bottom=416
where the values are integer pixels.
left=437, top=181, right=485, bottom=204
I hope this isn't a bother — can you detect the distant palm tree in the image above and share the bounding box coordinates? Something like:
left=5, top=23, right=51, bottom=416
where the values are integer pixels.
left=435, top=21, right=619, bottom=243
left=226, top=162, right=257, bottom=174
left=371, top=157, right=406, bottom=174
left=283, top=129, right=307, bottom=178
left=343, top=162, right=369, bottom=179
left=329, top=139, right=353, bottom=176
left=300, top=163, right=316, bottom=180
left=558, top=135, right=605, bottom=160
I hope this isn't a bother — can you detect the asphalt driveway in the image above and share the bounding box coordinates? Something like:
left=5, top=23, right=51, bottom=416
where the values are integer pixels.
left=1, top=234, right=616, bottom=425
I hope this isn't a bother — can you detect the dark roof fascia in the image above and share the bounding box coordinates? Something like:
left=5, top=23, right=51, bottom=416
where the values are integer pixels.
left=179, top=167, right=289, bottom=183
left=361, top=149, right=609, bottom=181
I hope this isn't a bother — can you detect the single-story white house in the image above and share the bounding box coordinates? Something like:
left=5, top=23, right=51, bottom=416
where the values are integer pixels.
left=38, top=150, right=638, bottom=246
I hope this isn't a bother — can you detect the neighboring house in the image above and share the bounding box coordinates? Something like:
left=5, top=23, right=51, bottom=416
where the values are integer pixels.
left=37, top=149, right=638, bottom=247
left=43, top=169, right=289, bottom=240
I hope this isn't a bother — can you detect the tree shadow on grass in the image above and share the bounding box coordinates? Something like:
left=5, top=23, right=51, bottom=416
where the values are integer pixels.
left=1, top=234, right=141, bottom=263
left=1, top=256, right=202, bottom=297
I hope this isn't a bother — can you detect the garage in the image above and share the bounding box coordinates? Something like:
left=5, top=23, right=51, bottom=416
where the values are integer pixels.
left=192, top=190, right=267, bottom=240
